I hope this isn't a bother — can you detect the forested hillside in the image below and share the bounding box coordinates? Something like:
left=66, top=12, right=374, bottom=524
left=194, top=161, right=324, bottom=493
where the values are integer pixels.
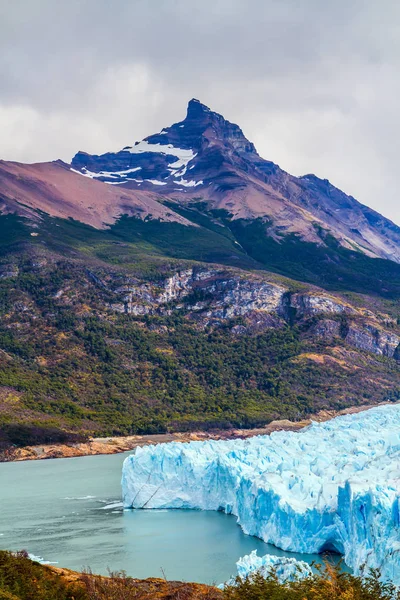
left=0, top=212, right=399, bottom=447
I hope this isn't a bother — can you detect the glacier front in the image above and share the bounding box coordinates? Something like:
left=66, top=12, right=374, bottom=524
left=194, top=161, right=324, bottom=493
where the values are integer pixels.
left=122, top=405, right=400, bottom=583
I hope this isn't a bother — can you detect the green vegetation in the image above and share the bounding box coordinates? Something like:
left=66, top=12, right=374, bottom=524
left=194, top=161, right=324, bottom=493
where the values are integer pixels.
left=1, top=551, right=399, bottom=600
left=161, top=203, right=400, bottom=298
left=0, top=263, right=398, bottom=439
left=0, top=425, right=87, bottom=455
left=18, top=212, right=258, bottom=276
left=228, top=218, right=400, bottom=298
left=224, top=563, right=400, bottom=600
left=3, top=208, right=400, bottom=296
left=0, top=213, right=399, bottom=444
left=0, top=215, right=32, bottom=254
left=0, top=551, right=85, bottom=600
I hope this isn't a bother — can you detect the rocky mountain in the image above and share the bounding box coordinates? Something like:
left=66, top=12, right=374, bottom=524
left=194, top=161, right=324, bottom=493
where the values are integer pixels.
left=72, top=99, right=400, bottom=263
left=0, top=99, right=399, bottom=444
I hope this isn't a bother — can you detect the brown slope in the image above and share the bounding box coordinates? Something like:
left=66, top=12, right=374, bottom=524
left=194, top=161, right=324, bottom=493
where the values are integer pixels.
left=161, top=158, right=364, bottom=250
left=0, top=159, right=193, bottom=229
left=164, top=155, right=397, bottom=259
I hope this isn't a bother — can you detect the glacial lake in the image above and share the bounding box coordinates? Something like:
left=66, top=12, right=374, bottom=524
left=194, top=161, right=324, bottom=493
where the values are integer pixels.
left=0, top=451, right=331, bottom=584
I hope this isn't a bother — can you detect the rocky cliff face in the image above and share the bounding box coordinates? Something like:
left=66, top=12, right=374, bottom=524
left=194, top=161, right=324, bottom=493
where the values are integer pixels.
left=106, top=267, right=400, bottom=360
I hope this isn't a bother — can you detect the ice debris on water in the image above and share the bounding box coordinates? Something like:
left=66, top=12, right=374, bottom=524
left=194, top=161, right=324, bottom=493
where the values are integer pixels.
left=28, top=553, right=58, bottom=565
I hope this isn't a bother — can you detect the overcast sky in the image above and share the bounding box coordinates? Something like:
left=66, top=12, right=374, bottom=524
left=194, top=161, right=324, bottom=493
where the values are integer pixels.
left=1, top=0, right=400, bottom=223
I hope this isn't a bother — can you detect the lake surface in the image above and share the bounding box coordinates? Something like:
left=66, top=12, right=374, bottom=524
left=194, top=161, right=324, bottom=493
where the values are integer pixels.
left=0, top=451, right=328, bottom=584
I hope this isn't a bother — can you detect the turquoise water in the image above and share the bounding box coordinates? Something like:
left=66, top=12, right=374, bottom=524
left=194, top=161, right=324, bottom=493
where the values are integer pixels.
left=0, top=452, right=326, bottom=584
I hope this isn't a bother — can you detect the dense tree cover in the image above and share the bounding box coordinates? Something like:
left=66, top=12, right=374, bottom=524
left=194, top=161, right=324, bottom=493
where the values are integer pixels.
left=0, top=425, right=87, bottom=451
left=4, top=209, right=400, bottom=298
left=0, top=213, right=399, bottom=441
left=0, top=272, right=398, bottom=439
left=228, top=218, right=400, bottom=299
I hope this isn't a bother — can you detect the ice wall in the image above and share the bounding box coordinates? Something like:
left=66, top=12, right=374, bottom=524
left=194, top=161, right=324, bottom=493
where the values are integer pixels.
left=224, top=551, right=312, bottom=586
left=122, top=405, right=400, bottom=583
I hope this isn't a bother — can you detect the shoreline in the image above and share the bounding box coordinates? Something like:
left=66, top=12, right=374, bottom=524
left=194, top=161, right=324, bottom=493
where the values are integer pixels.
left=5, top=400, right=394, bottom=462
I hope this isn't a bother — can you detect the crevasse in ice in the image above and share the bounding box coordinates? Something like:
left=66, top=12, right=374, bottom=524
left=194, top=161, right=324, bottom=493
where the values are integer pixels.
left=121, top=405, right=400, bottom=583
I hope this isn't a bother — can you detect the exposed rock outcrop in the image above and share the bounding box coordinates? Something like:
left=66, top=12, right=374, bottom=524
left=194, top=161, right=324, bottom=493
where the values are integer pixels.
left=106, top=267, right=400, bottom=360
left=309, top=318, right=400, bottom=358
left=0, top=265, right=18, bottom=278
left=345, top=322, right=400, bottom=358
left=290, top=293, right=357, bottom=318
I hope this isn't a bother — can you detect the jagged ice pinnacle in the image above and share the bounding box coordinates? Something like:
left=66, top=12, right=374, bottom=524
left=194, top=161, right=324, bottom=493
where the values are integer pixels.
left=122, top=405, right=400, bottom=583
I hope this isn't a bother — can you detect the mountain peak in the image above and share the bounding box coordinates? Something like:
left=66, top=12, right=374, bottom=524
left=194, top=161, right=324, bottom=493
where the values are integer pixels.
left=186, top=98, right=211, bottom=119
left=181, top=99, right=257, bottom=155
left=68, top=100, right=400, bottom=265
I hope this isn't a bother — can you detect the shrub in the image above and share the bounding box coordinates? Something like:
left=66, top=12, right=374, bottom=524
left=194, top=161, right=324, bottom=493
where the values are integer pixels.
left=0, top=551, right=86, bottom=600
left=223, top=562, right=400, bottom=600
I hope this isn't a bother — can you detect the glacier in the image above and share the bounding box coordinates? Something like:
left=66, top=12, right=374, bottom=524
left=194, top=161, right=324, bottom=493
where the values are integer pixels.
left=121, top=405, right=400, bottom=584
left=222, top=551, right=313, bottom=587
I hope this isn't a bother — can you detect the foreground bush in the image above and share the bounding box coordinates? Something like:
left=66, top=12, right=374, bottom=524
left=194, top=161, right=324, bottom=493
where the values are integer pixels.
left=80, top=568, right=221, bottom=599
left=223, top=563, right=400, bottom=600
left=0, top=552, right=220, bottom=599
left=1, top=551, right=399, bottom=600
left=0, top=551, right=86, bottom=600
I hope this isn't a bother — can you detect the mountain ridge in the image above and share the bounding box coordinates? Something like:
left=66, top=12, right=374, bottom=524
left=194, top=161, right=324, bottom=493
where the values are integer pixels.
left=70, top=98, right=400, bottom=263
left=0, top=99, right=398, bottom=263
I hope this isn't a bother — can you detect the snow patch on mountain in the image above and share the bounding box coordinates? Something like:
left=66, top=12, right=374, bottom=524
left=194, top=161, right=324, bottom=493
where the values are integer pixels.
left=72, top=141, right=198, bottom=186
left=147, top=179, right=167, bottom=186
left=71, top=166, right=142, bottom=180
left=175, top=178, right=203, bottom=187
left=121, top=404, right=400, bottom=584
left=127, top=141, right=196, bottom=170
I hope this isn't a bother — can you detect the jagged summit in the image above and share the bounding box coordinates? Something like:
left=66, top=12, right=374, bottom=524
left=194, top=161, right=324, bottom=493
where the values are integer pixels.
left=141, top=98, right=256, bottom=157
left=186, top=98, right=211, bottom=118
left=1, top=98, right=399, bottom=264
left=183, top=98, right=256, bottom=153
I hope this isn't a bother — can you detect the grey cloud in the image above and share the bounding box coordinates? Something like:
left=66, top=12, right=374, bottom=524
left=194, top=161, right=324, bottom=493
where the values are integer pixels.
left=1, top=0, right=399, bottom=224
